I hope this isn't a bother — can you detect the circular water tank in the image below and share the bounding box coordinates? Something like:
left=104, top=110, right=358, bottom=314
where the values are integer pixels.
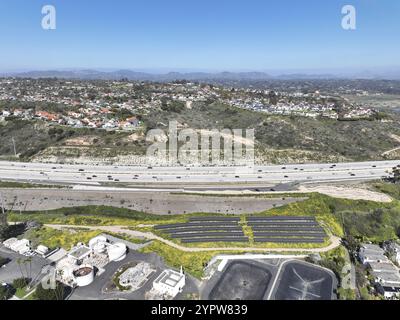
left=92, top=242, right=106, bottom=253
left=89, top=236, right=108, bottom=249
left=107, top=243, right=127, bottom=262
left=73, top=264, right=94, bottom=287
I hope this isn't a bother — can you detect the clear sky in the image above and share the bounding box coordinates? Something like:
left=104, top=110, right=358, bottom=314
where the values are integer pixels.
left=0, top=0, right=399, bottom=72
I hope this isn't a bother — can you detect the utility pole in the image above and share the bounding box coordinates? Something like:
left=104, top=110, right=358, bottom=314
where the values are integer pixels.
left=11, top=137, right=17, bottom=157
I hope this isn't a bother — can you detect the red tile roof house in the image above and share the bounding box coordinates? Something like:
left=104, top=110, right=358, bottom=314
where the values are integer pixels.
left=35, top=111, right=60, bottom=122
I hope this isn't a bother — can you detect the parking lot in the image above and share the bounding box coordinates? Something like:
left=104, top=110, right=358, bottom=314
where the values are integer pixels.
left=0, top=246, right=49, bottom=285
left=69, top=250, right=200, bottom=300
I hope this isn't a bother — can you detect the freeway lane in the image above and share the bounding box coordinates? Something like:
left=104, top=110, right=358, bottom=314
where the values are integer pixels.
left=0, top=160, right=398, bottom=187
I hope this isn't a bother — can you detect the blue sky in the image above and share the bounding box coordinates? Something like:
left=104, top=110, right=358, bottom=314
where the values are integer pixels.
left=0, top=0, right=399, bottom=72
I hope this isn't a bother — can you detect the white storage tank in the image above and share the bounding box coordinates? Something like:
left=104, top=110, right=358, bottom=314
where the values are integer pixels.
left=73, top=265, right=95, bottom=287
left=89, top=236, right=108, bottom=248
left=107, top=243, right=127, bottom=262
left=89, top=236, right=108, bottom=253
left=36, top=245, right=49, bottom=256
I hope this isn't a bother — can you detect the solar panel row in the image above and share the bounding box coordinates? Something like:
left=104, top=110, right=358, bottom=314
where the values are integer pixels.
left=252, top=232, right=326, bottom=238
left=247, top=221, right=319, bottom=226
left=253, top=238, right=325, bottom=243
left=181, top=237, right=249, bottom=243
left=247, top=216, right=316, bottom=221
left=155, top=222, right=239, bottom=230
left=251, top=226, right=324, bottom=232
left=189, top=217, right=240, bottom=222
left=161, top=227, right=244, bottom=233
left=170, top=232, right=245, bottom=239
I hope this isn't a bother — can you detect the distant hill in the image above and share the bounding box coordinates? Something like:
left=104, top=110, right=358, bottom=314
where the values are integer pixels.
left=4, top=69, right=274, bottom=81
left=3, top=67, right=400, bottom=81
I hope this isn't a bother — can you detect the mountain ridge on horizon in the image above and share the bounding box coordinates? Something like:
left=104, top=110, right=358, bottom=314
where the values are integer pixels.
left=2, top=68, right=400, bottom=81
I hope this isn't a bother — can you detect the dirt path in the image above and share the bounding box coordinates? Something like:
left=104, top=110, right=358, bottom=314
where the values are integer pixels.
left=45, top=224, right=342, bottom=253
left=382, top=134, right=400, bottom=156
left=298, top=185, right=392, bottom=203
left=382, top=146, right=400, bottom=156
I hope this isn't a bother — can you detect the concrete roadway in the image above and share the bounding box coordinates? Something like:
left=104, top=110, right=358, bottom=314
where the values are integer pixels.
left=0, top=160, right=398, bottom=189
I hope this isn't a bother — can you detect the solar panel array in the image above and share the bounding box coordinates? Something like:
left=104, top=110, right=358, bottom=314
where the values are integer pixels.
left=155, top=216, right=327, bottom=244
left=155, top=216, right=249, bottom=243
left=248, top=216, right=327, bottom=244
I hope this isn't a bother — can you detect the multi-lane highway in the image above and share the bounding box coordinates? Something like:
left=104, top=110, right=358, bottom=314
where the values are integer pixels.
left=0, top=160, right=397, bottom=189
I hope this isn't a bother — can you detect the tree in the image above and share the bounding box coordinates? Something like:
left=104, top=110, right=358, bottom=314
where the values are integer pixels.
left=268, top=91, right=278, bottom=105
left=34, top=282, right=66, bottom=300
left=0, top=285, right=13, bottom=300
left=392, top=166, right=400, bottom=184
left=13, top=277, right=30, bottom=289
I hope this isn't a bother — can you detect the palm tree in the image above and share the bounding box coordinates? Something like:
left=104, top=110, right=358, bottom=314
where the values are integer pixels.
left=16, top=258, right=26, bottom=279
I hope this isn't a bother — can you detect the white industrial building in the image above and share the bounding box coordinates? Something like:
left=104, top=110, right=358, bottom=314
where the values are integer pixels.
left=362, top=243, right=400, bottom=300
left=376, top=284, right=400, bottom=299
left=152, top=267, right=186, bottom=299
left=119, top=262, right=156, bottom=290
left=3, top=238, right=51, bottom=257
left=359, top=244, right=389, bottom=264
left=35, top=245, right=49, bottom=256
left=3, top=238, right=31, bottom=255
left=392, top=244, right=400, bottom=265
left=56, top=235, right=127, bottom=288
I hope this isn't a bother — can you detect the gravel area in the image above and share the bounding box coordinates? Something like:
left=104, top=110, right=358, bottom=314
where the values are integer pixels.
left=0, top=188, right=303, bottom=215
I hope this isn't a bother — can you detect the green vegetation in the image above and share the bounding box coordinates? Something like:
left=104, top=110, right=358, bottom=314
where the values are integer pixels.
left=0, top=181, right=63, bottom=189
left=319, top=246, right=347, bottom=278
left=337, top=287, right=357, bottom=300
left=8, top=186, right=400, bottom=279
left=104, top=232, right=148, bottom=245
left=34, top=282, right=67, bottom=300
left=0, top=285, right=12, bottom=300
left=147, top=100, right=400, bottom=163
left=140, top=241, right=217, bottom=279
left=23, top=227, right=102, bottom=250
left=0, top=118, right=147, bottom=161
left=12, top=278, right=31, bottom=299
left=12, top=277, right=30, bottom=289
left=341, top=208, right=400, bottom=242
left=372, top=182, right=400, bottom=200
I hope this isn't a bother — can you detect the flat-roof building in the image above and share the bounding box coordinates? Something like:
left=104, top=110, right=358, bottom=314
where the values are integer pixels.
left=152, top=267, right=185, bottom=299
left=359, top=244, right=389, bottom=264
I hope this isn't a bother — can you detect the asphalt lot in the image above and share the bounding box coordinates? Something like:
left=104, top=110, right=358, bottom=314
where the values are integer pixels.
left=69, top=250, right=200, bottom=300
left=1, top=245, right=337, bottom=300
left=0, top=246, right=48, bottom=285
